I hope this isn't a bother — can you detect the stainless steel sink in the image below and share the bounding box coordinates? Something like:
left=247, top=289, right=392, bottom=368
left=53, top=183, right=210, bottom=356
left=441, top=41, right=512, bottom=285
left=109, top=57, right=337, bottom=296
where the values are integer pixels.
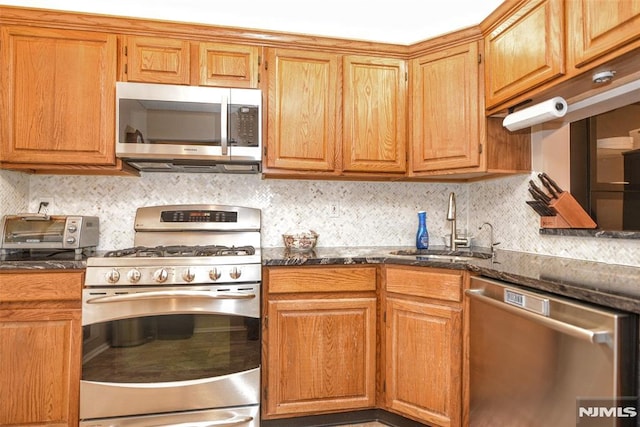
left=388, top=249, right=491, bottom=262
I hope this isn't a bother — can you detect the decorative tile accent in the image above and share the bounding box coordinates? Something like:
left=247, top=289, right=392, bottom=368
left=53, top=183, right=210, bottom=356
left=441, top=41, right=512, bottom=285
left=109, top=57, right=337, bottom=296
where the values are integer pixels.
left=11, top=170, right=640, bottom=267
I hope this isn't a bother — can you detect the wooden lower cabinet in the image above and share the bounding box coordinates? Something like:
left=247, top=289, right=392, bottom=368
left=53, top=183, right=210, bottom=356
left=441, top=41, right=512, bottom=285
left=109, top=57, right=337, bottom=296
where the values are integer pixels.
left=0, top=270, right=83, bottom=427
left=383, top=266, right=464, bottom=427
left=262, top=266, right=377, bottom=419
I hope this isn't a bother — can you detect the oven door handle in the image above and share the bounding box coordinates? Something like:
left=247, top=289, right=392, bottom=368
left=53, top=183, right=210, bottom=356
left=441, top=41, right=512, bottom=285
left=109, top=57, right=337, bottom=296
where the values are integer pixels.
left=151, top=415, right=253, bottom=427
left=86, top=290, right=256, bottom=304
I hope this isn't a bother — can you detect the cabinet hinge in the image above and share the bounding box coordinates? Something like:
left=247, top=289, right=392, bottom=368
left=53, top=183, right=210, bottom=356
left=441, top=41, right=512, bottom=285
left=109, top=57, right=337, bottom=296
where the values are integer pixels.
left=405, top=71, right=408, bottom=82
left=479, top=143, right=483, bottom=154
left=258, top=72, right=261, bottom=84
left=258, top=55, right=262, bottom=66
left=124, top=64, right=128, bottom=75
left=124, top=46, right=128, bottom=56
left=478, top=53, right=482, bottom=64
left=264, top=60, right=268, bottom=71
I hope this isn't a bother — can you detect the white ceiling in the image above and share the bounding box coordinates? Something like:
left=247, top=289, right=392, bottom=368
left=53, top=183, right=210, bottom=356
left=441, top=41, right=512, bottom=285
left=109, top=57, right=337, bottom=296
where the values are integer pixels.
left=0, top=0, right=504, bottom=45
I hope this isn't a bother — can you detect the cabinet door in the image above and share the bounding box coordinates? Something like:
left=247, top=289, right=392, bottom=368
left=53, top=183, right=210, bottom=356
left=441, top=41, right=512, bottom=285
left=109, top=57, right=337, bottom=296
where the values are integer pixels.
left=385, top=297, right=462, bottom=427
left=484, top=0, right=564, bottom=109
left=125, top=36, right=191, bottom=84
left=343, top=56, right=407, bottom=173
left=0, top=308, right=81, bottom=426
left=199, top=43, right=259, bottom=88
left=265, top=49, right=339, bottom=172
left=265, top=297, right=376, bottom=417
left=411, top=42, right=481, bottom=172
left=0, top=26, right=117, bottom=165
left=567, top=0, right=640, bottom=68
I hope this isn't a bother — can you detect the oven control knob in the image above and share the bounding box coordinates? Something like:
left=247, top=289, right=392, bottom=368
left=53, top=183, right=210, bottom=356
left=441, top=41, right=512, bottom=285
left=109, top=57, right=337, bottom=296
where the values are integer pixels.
left=106, top=268, right=120, bottom=284
left=182, top=268, right=196, bottom=282
left=230, top=267, right=242, bottom=279
left=154, top=268, right=169, bottom=283
left=127, top=269, right=142, bottom=283
left=209, top=268, right=221, bottom=281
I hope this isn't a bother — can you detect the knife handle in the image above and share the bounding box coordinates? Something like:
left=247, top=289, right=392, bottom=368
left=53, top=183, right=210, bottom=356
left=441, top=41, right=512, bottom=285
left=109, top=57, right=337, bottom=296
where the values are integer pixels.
left=540, top=172, right=564, bottom=194
left=529, top=180, right=552, bottom=203
left=537, top=174, right=559, bottom=198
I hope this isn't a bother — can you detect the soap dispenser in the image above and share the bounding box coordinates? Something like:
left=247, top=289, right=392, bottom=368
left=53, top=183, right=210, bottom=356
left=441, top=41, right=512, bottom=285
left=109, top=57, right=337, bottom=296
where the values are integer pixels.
left=416, top=211, right=429, bottom=249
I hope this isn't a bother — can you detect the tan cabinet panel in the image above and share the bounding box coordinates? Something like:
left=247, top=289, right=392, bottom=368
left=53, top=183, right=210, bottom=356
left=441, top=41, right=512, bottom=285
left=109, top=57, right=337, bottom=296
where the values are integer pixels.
left=125, top=36, right=191, bottom=84
left=343, top=55, right=407, bottom=173
left=484, top=0, right=564, bottom=109
left=0, top=271, right=82, bottom=426
left=199, top=43, right=259, bottom=88
left=265, top=48, right=339, bottom=172
left=567, top=0, right=640, bottom=68
left=385, top=297, right=462, bottom=427
left=265, top=297, right=377, bottom=417
left=411, top=42, right=481, bottom=172
left=0, top=26, right=117, bottom=166
left=263, top=266, right=377, bottom=419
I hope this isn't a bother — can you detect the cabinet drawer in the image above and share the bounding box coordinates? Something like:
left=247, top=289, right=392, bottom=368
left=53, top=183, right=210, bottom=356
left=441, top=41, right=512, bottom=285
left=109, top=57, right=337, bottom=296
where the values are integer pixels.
left=266, top=266, right=376, bottom=293
left=0, top=271, right=83, bottom=302
left=384, top=266, right=462, bottom=302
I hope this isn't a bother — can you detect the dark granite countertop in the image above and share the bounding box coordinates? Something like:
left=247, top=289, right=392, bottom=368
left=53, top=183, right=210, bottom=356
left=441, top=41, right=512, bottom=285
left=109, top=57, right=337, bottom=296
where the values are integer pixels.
left=3, top=246, right=639, bottom=314
left=0, top=250, right=90, bottom=270
left=263, top=246, right=640, bottom=314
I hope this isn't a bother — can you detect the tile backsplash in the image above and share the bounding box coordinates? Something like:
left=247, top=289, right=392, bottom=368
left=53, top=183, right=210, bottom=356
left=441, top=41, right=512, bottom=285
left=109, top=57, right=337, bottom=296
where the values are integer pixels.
left=2, top=169, right=639, bottom=267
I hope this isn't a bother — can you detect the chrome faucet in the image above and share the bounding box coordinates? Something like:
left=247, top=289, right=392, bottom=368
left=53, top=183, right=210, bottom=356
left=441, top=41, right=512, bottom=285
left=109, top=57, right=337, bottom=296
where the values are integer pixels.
left=447, top=192, right=468, bottom=250
left=479, top=222, right=500, bottom=258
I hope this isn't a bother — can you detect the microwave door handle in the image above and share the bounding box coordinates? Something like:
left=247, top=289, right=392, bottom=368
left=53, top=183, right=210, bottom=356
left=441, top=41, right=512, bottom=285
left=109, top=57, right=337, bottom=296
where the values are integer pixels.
left=86, top=290, right=256, bottom=304
left=221, top=94, right=228, bottom=156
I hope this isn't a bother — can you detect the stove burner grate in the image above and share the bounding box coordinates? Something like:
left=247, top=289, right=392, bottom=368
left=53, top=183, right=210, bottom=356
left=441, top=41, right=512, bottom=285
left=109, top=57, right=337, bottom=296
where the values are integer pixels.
left=104, top=245, right=256, bottom=258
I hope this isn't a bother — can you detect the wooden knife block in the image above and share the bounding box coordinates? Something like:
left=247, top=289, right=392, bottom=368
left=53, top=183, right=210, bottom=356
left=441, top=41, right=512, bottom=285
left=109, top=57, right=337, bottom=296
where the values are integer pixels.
left=540, top=192, right=597, bottom=229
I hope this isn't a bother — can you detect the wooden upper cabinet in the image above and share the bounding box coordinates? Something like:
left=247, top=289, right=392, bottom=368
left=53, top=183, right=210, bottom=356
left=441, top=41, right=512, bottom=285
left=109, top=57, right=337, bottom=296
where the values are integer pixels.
left=342, top=56, right=407, bottom=173
left=567, top=0, right=640, bottom=69
left=265, top=48, right=339, bottom=172
left=411, top=42, right=481, bottom=172
left=0, top=26, right=117, bottom=166
left=484, top=0, right=564, bottom=109
left=124, top=36, right=191, bottom=84
left=199, top=42, right=259, bottom=88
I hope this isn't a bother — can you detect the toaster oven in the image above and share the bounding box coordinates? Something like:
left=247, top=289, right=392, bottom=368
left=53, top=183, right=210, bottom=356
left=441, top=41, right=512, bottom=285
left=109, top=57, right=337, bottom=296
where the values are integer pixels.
left=1, top=214, right=99, bottom=254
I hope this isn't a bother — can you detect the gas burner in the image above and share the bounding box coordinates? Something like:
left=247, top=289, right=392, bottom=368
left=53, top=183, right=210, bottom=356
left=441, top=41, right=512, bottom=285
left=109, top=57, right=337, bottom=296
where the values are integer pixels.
left=196, top=245, right=256, bottom=257
left=104, top=245, right=256, bottom=258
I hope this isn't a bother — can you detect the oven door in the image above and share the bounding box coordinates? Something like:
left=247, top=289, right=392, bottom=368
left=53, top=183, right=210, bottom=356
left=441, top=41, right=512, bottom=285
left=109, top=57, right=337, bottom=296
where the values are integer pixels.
left=80, top=284, right=260, bottom=422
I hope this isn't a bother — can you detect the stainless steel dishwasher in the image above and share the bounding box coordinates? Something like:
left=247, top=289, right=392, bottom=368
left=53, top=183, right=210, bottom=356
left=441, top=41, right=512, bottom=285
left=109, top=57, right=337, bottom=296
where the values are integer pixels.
left=467, top=276, right=638, bottom=427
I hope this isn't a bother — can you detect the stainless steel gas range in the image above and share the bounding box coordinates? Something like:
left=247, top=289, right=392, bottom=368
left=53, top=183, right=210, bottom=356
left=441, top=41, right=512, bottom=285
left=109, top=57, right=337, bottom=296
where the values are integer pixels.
left=80, top=204, right=261, bottom=427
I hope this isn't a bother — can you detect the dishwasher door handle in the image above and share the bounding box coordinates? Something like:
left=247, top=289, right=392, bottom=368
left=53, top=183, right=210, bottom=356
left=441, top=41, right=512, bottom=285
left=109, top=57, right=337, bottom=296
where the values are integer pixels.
left=466, top=289, right=611, bottom=345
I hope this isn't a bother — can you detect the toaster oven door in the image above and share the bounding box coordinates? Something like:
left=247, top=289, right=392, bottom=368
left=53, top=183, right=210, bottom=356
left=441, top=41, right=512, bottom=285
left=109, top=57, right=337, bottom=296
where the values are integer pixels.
left=1, top=216, right=65, bottom=248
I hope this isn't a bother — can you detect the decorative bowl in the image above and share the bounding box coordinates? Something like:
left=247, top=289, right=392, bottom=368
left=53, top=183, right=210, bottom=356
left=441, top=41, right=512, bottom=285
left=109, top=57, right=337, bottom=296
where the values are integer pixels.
left=282, top=230, right=319, bottom=251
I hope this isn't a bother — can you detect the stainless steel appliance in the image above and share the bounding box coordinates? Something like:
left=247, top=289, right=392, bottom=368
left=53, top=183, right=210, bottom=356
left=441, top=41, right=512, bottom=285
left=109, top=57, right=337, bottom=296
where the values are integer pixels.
left=467, top=276, right=637, bottom=427
left=81, top=204, right=261, bottom=427
left=116, top=82, right=262, bottom=173
left=0, top=214, right=99, bottom=255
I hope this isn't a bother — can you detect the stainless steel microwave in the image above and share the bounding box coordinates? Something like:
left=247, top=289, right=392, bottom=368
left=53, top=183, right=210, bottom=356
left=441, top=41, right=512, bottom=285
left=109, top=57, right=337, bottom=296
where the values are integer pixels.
left=116, top=82, right=262, bottom=173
